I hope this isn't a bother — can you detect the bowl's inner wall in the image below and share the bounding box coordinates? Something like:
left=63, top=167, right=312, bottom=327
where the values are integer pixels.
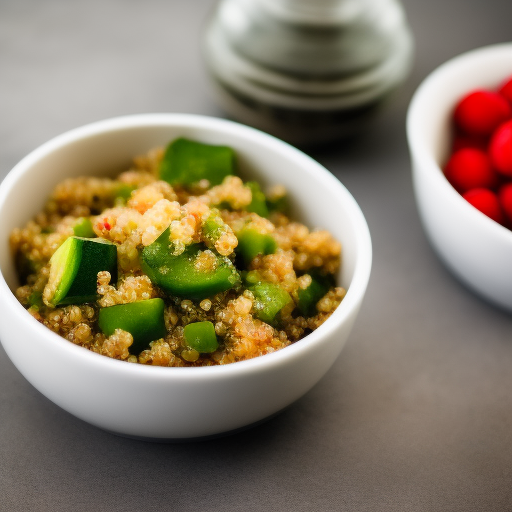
left=0, top=122, right=362, bottom=295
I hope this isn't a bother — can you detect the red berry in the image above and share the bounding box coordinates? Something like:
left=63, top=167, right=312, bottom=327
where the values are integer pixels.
left=498, top=182, right=512, bottom=225
left=489, top=119, right=512, bottom=176
left=451, top=133, right=487, bottom=152
left=453, top=90, right=512, bottom=137
left=498, top=76, right=512, bottom=105
left=462, top=188, right=504, bottom=224
left=444, top=147, right=498, bottom=192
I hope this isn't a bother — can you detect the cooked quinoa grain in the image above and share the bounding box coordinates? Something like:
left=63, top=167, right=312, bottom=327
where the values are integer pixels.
left=10, top=138, right=346, bottom=366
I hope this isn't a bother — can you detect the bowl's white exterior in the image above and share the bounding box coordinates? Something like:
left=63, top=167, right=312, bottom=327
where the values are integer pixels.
left=0, top=114, right=371, bottom=439
left=407, top=44, right=512, bottom=312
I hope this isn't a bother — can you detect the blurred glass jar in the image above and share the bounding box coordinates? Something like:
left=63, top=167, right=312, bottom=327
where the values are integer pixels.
left=203, top=0, right=413, bottom=146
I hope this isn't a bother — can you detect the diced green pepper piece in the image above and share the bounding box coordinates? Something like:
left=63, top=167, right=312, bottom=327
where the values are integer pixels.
left=98, top=298, right=167, bottom=355
left=266, top=196, right=289, bottom=214
left=266, top=189, right=289, bottom=214
left=297, top=272, right=334, bottom=317
left=159, top=138, right=234, bottom=187
left=243, top=270, right=261, bottom=286
left=245, top=181, right=269, bottom=217
left=45, top=236, right=117, bottom=306
left=249, top=281, right=292, bottom=325
left=15, top=252, right=37, bottom=285
left=202, top=212, right=226, bottom=249
left=141, top=228, right=240, bottom=300
left=183, top=321, right=219, bottom=353
left=236, top=228, right=277, bottom=268
left=28, top=291, right=44, bottom=309
left=114, top=184, right=135, bottom=205
left=73, top=217, right=96, bottom=238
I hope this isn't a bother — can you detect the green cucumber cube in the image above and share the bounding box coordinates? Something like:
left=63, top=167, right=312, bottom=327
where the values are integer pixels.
left=72, top=217, right=96, bottom=238
left=98, top=298, right=167, bottom=354
left=236, top=228, right=277, bottom=268
left=297, top=272, right=333, bottom=317
left=141, top=228, right=240, bottom=300
left=45, top=236, right=117, bottom=306
left=245, top=181, right=269, bottom=217
left=159, top=138, right=234, bottom=187
left=183, top=321, right=219, bottom=353
left=249, top=281, right=292, bottom=325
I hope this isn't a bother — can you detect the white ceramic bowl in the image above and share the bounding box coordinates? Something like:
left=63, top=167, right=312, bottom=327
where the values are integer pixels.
left=0, top=114, right=372, bottom=440
left=407, top=43, right=512, bottom=312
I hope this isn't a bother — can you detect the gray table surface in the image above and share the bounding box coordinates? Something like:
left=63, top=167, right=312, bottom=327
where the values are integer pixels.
left=1, top=1, right=512, bottom=511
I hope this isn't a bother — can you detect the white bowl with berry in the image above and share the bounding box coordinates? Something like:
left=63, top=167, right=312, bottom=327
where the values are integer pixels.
left=407, top=43, right=512, bottom=311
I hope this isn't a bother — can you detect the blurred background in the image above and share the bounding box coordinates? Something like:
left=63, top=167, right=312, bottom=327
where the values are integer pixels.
left=1, top=1, right=512, bottom=511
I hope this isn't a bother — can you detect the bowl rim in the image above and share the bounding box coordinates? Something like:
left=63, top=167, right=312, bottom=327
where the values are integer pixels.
left=406, top=42, right=512, bottom=243
left=0, top=113, right=372, bottom=380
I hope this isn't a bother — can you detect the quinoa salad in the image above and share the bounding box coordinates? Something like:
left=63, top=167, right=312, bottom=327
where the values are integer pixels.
left=10, top=138, right=345, bottom=367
